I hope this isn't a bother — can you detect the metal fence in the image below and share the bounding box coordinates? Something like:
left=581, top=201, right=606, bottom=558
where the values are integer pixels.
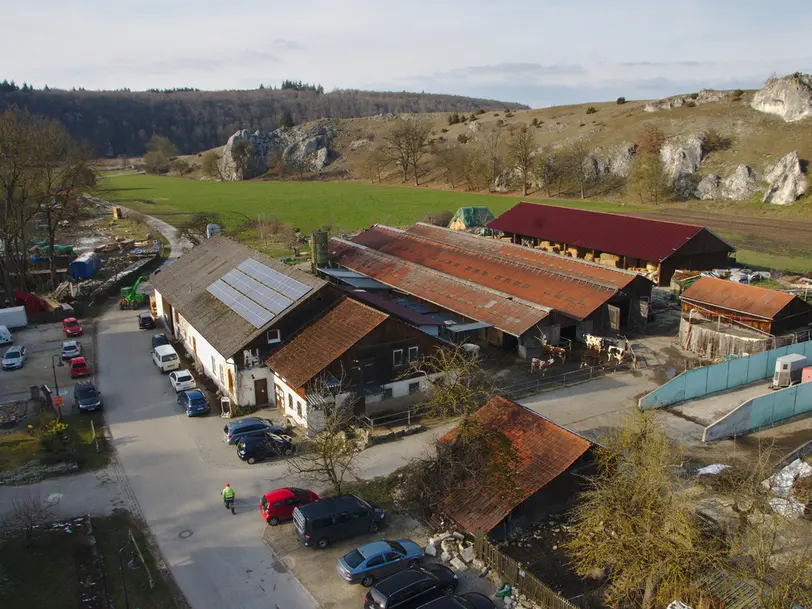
left=358, top=404, right=432, bottom=434
left=474, top=532, right=578, bottom=609
left=501, top=361, right=629, bottom=401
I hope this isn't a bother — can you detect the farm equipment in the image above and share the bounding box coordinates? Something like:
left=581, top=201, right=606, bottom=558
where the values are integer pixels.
left=119, top=275, right=149, bottom=310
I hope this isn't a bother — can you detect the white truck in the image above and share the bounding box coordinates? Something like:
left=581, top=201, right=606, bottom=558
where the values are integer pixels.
left=0, top=306, right=27, bottom=329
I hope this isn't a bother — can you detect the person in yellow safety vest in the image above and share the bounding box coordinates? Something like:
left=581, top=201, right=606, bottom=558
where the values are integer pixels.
left=222, top=483, right=235, bottom=505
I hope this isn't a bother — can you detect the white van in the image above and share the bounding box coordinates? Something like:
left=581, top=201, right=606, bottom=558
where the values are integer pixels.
left=0, top=325, right=11, bottom=345
left=152, top=344, right=180, bottom=372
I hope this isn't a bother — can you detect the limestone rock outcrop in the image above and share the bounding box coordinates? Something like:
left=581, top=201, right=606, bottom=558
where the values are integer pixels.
left=695, top=165, right=759, bottom=201
left=644, top=89, right=731, bottom=113
left=218, top=121, right=337, bottom=181
left=762, top=151, right=808, bottom=205
left=751, top=73, right=812, bottom=122
left=585, top=142, right=636, bottom=181
left=660, top=135, right=704, bottom=198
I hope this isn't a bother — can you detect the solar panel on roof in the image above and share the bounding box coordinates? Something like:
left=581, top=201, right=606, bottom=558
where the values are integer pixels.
left=222, top=269, right=293, bottom=314
left=207, top=280, right=274, bottom=328
left=238, top=259, right=311, bottom=300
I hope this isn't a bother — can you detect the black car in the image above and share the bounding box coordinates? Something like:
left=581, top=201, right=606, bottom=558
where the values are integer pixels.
left=151, top=333, right=169, bottom=349
left=293, top=494, right=385, bottom=549
left=364, top=565, right=458, bottom=609
left=414, top=593, right=495, bottom=609
left=236, top=433, right=295, bottom=464
left=73, top=380, right=102, bottom=412
left=137, top=313, right=155, bottom=329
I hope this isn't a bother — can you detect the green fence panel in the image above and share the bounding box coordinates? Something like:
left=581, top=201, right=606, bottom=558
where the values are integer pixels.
left=685, top=366, right=709, bottom=400
left=727, top=357, right=750, bottom=387
left=772, top=388, right=797, bottom=423
left=749, top=393, right=777, bottom=430
left=706, top=362, right=730, bottom=394
left=746, top=351, right=769, bottom=384
left=794, top=383, right=812, bottom=416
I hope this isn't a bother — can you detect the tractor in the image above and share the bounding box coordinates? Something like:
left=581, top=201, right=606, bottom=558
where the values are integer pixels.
left=119, top=275, right=149, bottom=310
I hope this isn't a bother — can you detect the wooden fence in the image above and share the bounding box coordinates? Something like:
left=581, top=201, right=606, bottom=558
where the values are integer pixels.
left=474, top=532, right=578, bottom=609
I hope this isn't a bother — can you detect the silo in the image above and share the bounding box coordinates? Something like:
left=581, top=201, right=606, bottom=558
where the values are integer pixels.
left=311, top=230, right=329, bottom=272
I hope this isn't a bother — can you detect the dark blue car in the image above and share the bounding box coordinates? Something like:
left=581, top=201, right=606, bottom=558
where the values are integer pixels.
left=177, top=389, right=210, bottom=417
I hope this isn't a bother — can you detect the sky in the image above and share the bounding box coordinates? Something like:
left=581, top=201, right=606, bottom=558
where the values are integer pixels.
left=2, top=0, right=811, bottom=107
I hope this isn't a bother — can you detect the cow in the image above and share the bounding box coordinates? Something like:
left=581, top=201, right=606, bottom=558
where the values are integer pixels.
left=583, top=334, right=604, bottom=352
left=542, top=344, right=567, bottom=364
left=530, top=357, right=555, bottom=374
left=607, top=345, right=626, bottom=362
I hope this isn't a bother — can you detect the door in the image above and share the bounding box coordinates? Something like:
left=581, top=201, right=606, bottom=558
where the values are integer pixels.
left=576, top=320, right=593, bottom=342
left=274, top=384, right=284, bottom=411
left=382, top=551, right=404, bottom=577
left=254, top=378, right=269, bottom=406
left=634, top=298, right=649, bottom=333
left=282, top=496, right=299, bottom=520
left=607, top=305, right=621, bottom=334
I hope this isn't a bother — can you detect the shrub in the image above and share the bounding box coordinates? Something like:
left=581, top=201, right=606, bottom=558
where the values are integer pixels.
left=530, top=118, right=539, bottom=127
left=616, top=97, right=626, bottom=105
left=496, top=119, right=504, bottom=127
left=39, top=420, right=70, bottom=452
left=440, top=128, right=448, bottom=133
left=636, top=124, right=667, bottom=155
left=586, top=106, right=597, bottom=114
left=469, top=113, right=478, bottom=121
left=459, top=114, right=467, bottom=122
left=685, top=100, right=696, bottom=107
left=493, top=113, right=499, bottom=117
left=422, top=210, right=454, bottom=226
left=702, top=129, right=730, bottom=152
left=689, top=92, right=699, bottom=100
left=447, top=113, right=460, bottom=125
left=477, top=108, right=486, bottom=115
left=457, top=133, right=468, bottom=144
left=731, top=89, right=744, bottom=101
left=505, top=111, right=513, bottom=118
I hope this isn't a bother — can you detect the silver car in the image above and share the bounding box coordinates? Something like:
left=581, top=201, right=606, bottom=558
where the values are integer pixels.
left=2, top=345, right=26, bottom=370
left=223, top=417, right=284, bottom=445
left=61, top=340, right=82, bottom=360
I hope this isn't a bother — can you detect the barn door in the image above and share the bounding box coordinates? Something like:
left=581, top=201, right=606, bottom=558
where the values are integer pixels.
left=633, top=298, right=649, bottom=333
left=540, top=324, right=561, bottom=346
left=576, top=320, right=593, bottom=342
left=608, top=305, right=621, bottom=334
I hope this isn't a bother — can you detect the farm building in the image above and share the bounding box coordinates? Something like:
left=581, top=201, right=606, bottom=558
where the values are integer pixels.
left=679, top=276, right=812, bottom=358
left=267, top=296, right=446, bottom=431
left=448, top=206, right=494, bottom=232
left=439, top=396, right=594, bottom=536
left=487, top=202, right=735, bottom=286
left=326, top=223, right=653, bottom=357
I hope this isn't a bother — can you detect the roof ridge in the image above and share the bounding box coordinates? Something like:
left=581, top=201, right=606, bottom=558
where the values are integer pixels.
left=516, top=201, right=707, bottom=231
left=331, top=237, right=554, bottom=314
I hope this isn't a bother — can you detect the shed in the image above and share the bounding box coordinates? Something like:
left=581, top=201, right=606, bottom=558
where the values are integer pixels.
left=487, top=202, right=735, bottom=285
left=70, top=252, right=99, bottom=279
left=449, top=206, right=494, bottom=231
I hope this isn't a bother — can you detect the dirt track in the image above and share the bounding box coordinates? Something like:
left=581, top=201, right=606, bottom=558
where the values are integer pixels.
left=632, top=209, right=812, bottom=259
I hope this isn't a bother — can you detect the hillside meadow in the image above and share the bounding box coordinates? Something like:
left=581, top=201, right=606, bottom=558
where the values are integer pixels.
left=99, top=173, right=812, bottom=272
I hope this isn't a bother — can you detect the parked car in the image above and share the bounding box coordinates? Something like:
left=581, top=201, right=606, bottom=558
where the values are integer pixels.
left=168, top=369, right=196, bottom=392
left=337, top=539, right=423, bottom=587
left=222, top=417, right=284, bottom=445
left=260, top=488, right=320, bottom=526
left=177, top=389, right=210, bottom=416
left=73, top=380, right=102, bottom=412
left=293, top=494, right=385, bottom=549
left=152, top=333, right=169, bottom=350
left=414, top=593, right=495, bottom=609
left=137, top=312, right=154, bottom=329
left=61, top=340, right=82, bottom=360
left=62, top=317, right=83, bottom=337
left=237, top=433, right=295, bottom=464
left=152, top=344, right=180, bottom=372
left=69, top=356, right=91, bottom=378
left=364, top=565, right=459, bottom=609
left=2, top=345, right=26, bottom=370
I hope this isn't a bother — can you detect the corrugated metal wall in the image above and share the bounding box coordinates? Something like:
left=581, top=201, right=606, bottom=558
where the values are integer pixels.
left=703, top=382, right=812, bottom=441
left=639, top=339, right=812, bottom=409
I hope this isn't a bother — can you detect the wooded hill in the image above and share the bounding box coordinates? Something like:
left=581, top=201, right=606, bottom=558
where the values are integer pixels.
left=0, top=86, right=528, bottom=157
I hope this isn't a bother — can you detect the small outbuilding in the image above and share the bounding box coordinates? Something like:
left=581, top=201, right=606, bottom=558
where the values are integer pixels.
left=70, top=252, right=99, bottom=279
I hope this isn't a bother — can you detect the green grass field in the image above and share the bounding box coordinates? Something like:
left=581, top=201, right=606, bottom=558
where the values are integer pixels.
left=99, top=174, right=642, bottom=234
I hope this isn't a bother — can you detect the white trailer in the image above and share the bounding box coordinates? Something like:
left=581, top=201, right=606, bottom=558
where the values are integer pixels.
left=0, top=306, right=28, bottom=329
left=772, top=353, right=808, bottom=389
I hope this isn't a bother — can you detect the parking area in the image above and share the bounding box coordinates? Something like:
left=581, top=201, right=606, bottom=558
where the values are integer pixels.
left=262, top=514, right=493, bottom=609
left=1, top=319, right=96, bottom=403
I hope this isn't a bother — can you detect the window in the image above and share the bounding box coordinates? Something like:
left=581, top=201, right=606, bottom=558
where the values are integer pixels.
left=273, top=501, right=283, bottom=508
left=211, top=356, right=216, bottom=373
left=408, top=346, right=418, bottom=362
left=383, top=388, right=393, bottom=400
left=392, top=349, right=404, bottom=367
left=288, top=394, right=293, bottom=411
left=383, top=552, right=401, bottom=563
left=266, top=329, right=281, bottom=344
left=297, top=402, right=303, bottom=417
left=219, top=364, right=224, bottom=383
left=367, top=556, right=384, bottom=567
left=409, top=382, right=420, bottom=395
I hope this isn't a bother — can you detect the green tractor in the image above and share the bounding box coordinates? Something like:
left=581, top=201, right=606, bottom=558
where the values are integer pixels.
left=119, top=275, right=149, bottom=310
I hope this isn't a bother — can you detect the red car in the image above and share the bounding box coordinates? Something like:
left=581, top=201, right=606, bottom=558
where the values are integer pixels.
left=260, top=487, right=319, bottom=526
left=62, top=317, right=83, bottom=337
left=69, top=356, right=91, bottom=378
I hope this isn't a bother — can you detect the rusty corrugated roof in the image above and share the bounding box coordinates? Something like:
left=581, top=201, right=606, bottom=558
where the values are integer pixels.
left=329, top=239, right=551, bottom=337
left=267, top=296, right=388, bottom=388
left=680, top=276, right=799, bottom=320
left=351, top=224, right=621, bottom=320
left=487, top=202, right=735, bottom=263
left=440, top=396, right=592, bottom=534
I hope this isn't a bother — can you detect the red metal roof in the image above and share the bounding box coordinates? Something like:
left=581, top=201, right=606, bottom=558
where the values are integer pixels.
left=680, top=276, right=800, bottom=320
left=351, top=225, right=620, bottom=320
left=267, top=297, right=388, bottom=388
left=440, top=396, right=592, bottom=534
left=487, top=202, right=732, bottom=263
left=337, top=287, right=444, bottom=326
left=329, top=239, right=550, bottom=337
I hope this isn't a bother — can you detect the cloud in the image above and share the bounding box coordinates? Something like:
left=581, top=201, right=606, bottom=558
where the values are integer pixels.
left=431, top=62, right=586, bottom=83
left=618, top=61, right=712, bottom=68
left=271, top=39, right=305, bottom=51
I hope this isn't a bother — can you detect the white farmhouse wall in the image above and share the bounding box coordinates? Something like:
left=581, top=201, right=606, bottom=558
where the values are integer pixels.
left=237, top=366, right=274, bottom=406
left=174, top=311, right=239, bottom=404
left=272, top=373, right=309, bottom=428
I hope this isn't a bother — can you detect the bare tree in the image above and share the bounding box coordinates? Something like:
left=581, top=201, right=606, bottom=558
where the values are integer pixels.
left=385, top=119, right=432, bottom=185
left=362, top=144, right=390, bottom=183
left=563, top=138, right=593, bottom=200
left=168, top=158, right=190, bottom=177
left=534, top=148, right=565, bottom=197
left=2, top=491, right=59, bottom=546
left=201, top=150, right=222, bottom=178
left=434, top=144, right=467, bottom=189
left=567, top=412, right=723, bottom=609
left=480, top=125, right=505, bottom=192
left=508, top=125, right=536, bottom=196
left=628, top=153, right=672, bottom=204
left=175, top=212, right=221, bottom=246
left=636, top=124, right=667, bottom=155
